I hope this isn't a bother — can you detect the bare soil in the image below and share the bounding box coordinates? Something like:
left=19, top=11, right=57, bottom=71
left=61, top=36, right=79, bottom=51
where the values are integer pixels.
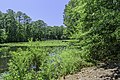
left=60, top=62, right=120, bottom=80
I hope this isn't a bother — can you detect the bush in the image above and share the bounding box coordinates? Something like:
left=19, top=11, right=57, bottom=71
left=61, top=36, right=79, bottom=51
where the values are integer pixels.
left=3, top=45, right=92, bottom=80
left=4, top=47, right=49, bottom=80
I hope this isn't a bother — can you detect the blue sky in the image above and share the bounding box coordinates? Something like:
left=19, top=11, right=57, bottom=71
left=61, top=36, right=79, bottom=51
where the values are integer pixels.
left=0, top=0, right=69, bottom=26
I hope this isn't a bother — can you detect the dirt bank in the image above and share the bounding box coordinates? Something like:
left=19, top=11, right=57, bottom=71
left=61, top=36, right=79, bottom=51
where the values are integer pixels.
left=60, top=62, right=120, bottom=80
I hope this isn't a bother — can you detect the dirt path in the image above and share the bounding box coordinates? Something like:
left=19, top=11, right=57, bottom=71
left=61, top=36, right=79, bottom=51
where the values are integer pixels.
left=60, top=62, right=120, bottom=80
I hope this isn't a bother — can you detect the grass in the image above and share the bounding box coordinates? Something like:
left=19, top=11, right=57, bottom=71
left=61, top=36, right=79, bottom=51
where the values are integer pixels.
left=0, top=40, right=68, bottom=47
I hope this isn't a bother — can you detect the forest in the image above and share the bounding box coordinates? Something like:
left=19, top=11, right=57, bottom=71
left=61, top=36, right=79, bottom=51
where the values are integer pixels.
left=0, top=0, right=120, bottom=80
left=0, top=9, right=68, bottom=43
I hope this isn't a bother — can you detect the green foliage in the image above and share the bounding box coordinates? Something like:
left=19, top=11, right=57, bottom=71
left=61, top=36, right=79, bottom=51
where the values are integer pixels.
left=2, top=0, right=120, bottom=79
left=0, top=9, right=67, bottom=43
left=42, top=25, right=66, bottom=40
left=0, top=40, right=68, bottom=47
left=0, top=29, right=7, bottom=43
left=59, top=48, right=93, bottom=75
left=64, top=0, right=120, bottom=61
left=1, top=41, right=92, bottom=80
left=4, top=47, right=49, bottom=80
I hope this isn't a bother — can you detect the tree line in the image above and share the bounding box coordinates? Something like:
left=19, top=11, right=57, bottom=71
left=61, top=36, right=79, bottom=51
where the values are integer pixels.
left=0, top=9, right=68, bottom=43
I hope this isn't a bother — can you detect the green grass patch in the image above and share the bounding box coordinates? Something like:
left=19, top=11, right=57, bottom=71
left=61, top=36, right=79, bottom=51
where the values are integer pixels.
left=0, top=40, right=68, bottom=47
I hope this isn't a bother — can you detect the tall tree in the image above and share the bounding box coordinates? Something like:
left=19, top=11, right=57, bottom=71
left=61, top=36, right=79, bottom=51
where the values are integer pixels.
left=64, top=0, right=120, bottom=60
left=64, top=0, right=81, bottom=38
left=0, top=29, right=7, bottom=43
left=6, top=9, right=18, bottom=42
left=0, top=9, right=67, bottom=43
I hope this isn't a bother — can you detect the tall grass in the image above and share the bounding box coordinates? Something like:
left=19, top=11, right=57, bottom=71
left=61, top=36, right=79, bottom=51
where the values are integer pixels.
left=1, top=40, right=93, bottom=80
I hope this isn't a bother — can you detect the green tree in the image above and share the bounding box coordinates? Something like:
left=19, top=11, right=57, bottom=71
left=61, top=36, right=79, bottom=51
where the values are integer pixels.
left=0, top=29, right=7, bottom=43
left=64, top=0, right=80, bottom=38
left=0, top=9, right=67, bottom=43
left=64, top=0, right=120, bottom=60
left=31, top=20, right=47, bottom=41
